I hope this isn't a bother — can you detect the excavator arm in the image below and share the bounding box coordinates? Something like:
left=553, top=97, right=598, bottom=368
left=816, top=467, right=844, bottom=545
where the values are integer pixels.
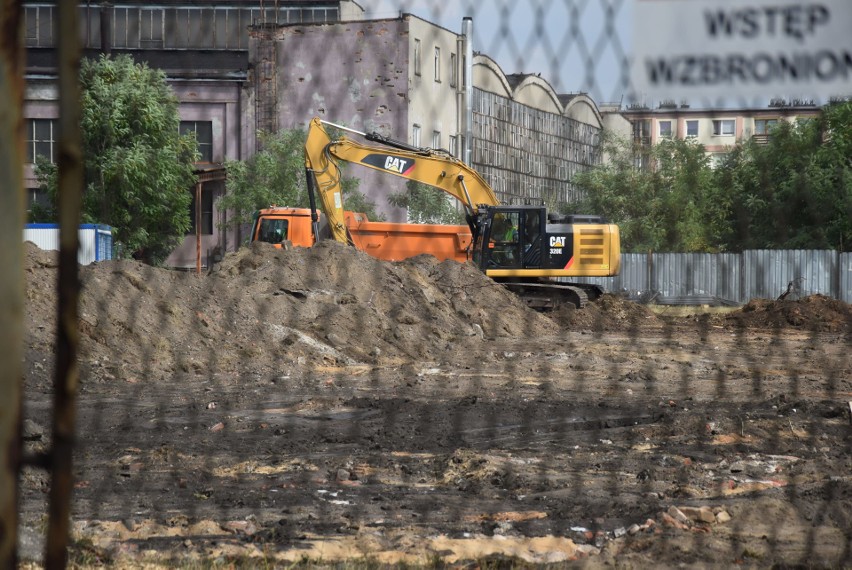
left=305, top=117, right=499, bottom=244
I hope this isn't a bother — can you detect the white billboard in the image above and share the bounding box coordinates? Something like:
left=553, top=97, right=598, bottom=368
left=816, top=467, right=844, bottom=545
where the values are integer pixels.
left=631, top=0, right=852, bottom=102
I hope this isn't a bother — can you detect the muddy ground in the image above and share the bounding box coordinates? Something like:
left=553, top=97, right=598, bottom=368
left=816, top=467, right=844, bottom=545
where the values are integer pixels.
left=19, top=241, right=852, bottom=567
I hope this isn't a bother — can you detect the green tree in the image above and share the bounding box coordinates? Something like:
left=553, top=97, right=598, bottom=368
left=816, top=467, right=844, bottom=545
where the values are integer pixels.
left=387, top=180, right=466, bottom=224
left=34, top=54, right=198, bottom=264
left=570, top=134, right=724, bottom=252
left=219, top=128, right=384, bottom=228
left=572, top=102, right=852, bottom=253
left=717, top=102, right=852, bottom=251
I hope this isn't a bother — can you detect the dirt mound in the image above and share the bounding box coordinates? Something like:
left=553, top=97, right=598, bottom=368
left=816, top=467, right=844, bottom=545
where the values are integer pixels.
left=24, top=240, right=59, bottom=269
left=725, top=294, right=852, bottom=332
left=550, top=293, right=660, bottom=331
left=25, top=241, right=559, bottom=387
left=28, top=238, right=851, bottom=393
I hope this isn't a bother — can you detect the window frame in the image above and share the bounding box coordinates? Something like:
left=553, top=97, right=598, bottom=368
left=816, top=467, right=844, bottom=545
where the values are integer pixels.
left=25, top=118, right=58, bottom=164
left=754, top=118, right=778, bottom=135
left=658, top=120, right=672, bottom=139
left=180, top=120, right=214, bottom=163
left=140, top=7, right=164, bottom=48
left=24, top=5, right=54, bottom=47
left=685, top=120, right=698, bottom=138
left=413, top=38, right=421, bottom=76
left=712, top=119, right=736, bottom=136
left=434, top=46, right=441, bottom=82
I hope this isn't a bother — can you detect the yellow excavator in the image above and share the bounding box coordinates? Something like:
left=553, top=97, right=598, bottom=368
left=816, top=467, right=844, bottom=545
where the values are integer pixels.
left=303, top=117, right=620, bottom=309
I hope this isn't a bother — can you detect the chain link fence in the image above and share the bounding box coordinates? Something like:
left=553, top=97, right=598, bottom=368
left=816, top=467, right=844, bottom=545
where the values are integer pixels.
left=4, top=1, right=851, bottom=567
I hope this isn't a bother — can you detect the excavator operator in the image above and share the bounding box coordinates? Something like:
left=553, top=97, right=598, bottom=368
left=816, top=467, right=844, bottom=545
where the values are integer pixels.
left=490, top=214, right=519, bottom=267
left=503, top=218, right=518, bottom=243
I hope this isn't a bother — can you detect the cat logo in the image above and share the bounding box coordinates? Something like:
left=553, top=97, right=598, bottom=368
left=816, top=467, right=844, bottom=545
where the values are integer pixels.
left=549, top=236, right=566, bottom=248
left=361, top=153, right=416, bottom=176
left=384, top=156, right=409, bottom=174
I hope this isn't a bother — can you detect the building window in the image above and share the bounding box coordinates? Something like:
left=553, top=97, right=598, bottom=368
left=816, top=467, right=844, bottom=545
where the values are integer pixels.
left=187, top=188, right=214, bottom=235
left=658, top=120, right=672, bottom=138
left=412, top=124, right=421, bottom=147
left=112, top=7, right=137, bottom=48
left=434, top=46, right=441, bottom=82
left=25, top=119, right=57, bottom=164
left=432, top=130, right=441, bottom=149
left=24, top=5, right=54, bottom=47
left=754, top=119, right=778, bottom=134
left=712, top=119, right=735, bottom=136
left=301, top=8, right=335, bottom=23
left=450, top=53, right=457, bottom=87
left=140, top=8, right=164, bottom=48
left=633, top=119, right=651, bottom=144
left=414, top=39, right=421, bottom=76
left=686, top=120, right=698, bottom=138
left=449, top=135, right=457, bottom=157
left=180, top=121, right=214, bottom=163
left=24, top=5, right=340, bottom=52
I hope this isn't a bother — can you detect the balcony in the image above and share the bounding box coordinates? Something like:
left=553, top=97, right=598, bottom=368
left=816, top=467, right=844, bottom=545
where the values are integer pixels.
left=751, top=134, right=771, bottom=144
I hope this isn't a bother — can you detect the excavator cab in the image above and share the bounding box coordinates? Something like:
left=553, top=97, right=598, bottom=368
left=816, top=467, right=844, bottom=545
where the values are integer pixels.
left=472, top=206, right=545, bottom=271
left=470, top=206, right=618, bottom=308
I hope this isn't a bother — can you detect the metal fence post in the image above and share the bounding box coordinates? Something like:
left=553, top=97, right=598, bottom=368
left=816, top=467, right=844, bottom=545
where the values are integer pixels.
left=45, top=1, right=84, bottom=567
left=0, top=1, right=26, bottom=567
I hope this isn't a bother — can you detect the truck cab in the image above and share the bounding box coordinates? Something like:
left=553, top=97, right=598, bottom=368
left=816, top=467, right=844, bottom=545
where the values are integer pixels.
left=251, top=207, right=322, bottom=248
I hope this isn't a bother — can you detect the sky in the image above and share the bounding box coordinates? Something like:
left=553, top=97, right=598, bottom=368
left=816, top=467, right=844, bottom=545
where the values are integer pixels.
left=356, top=0, right=634, bottom=105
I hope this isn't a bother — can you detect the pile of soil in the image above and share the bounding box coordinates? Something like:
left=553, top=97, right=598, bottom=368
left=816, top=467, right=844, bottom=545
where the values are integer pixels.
left=550, top=293, right=660, bottom=331
left=725, top=294, right=852, bottom=332
left=25, top=241, right=852, bottom=386
left=26, top=241, right=562, bottom=389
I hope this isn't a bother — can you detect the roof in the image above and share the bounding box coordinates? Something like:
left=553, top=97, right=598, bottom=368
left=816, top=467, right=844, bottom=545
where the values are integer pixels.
left=505, top=73, right=536, bottom=90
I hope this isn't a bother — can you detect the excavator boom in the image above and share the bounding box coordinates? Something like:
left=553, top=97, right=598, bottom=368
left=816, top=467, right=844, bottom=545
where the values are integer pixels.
left=305, top=117, right=498, bottom=243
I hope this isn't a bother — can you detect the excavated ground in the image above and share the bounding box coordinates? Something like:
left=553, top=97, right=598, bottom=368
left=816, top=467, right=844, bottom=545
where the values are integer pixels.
left=19, top=241, right=852, bottom=568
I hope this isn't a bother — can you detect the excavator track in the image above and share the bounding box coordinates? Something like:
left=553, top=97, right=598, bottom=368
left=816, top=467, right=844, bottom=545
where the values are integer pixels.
left=502, top=281, right=599, bottom=311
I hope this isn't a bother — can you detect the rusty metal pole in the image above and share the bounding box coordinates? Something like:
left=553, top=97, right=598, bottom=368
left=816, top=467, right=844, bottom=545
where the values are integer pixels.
left=0, top=1, right=25, bottom=567
left=45, top=0, right=84, bottom=567
left=196, top=180, right=202, bottom=274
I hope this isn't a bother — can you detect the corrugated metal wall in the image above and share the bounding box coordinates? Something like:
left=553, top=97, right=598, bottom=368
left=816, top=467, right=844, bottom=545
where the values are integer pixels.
left=841, top=253, right=852, bottom=304
left=743, top=249, right=838, bottom=301
left=572, top=250, right=852, bottom=305
left=23, top=224, right=112, bottom=265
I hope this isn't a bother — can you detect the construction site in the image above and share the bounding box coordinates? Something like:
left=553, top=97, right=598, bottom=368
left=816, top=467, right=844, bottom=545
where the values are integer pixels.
left=5, top=1, right=852, bottom=567
left=18, top=240, right=852, bottom=566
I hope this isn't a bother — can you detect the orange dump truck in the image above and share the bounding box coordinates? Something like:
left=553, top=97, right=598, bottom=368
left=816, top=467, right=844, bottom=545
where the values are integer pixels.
left=251, top=207, right=472, bottom=263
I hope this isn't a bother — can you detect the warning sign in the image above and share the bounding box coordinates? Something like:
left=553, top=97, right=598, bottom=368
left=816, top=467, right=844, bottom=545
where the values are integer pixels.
left=631, top=0, right=852, bottom=101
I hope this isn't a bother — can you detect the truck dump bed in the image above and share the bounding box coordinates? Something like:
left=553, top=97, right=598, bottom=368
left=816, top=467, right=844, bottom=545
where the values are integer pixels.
left=344, top=212, right=470, bottom=263
left=252, top=207, right=471, bottom=263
